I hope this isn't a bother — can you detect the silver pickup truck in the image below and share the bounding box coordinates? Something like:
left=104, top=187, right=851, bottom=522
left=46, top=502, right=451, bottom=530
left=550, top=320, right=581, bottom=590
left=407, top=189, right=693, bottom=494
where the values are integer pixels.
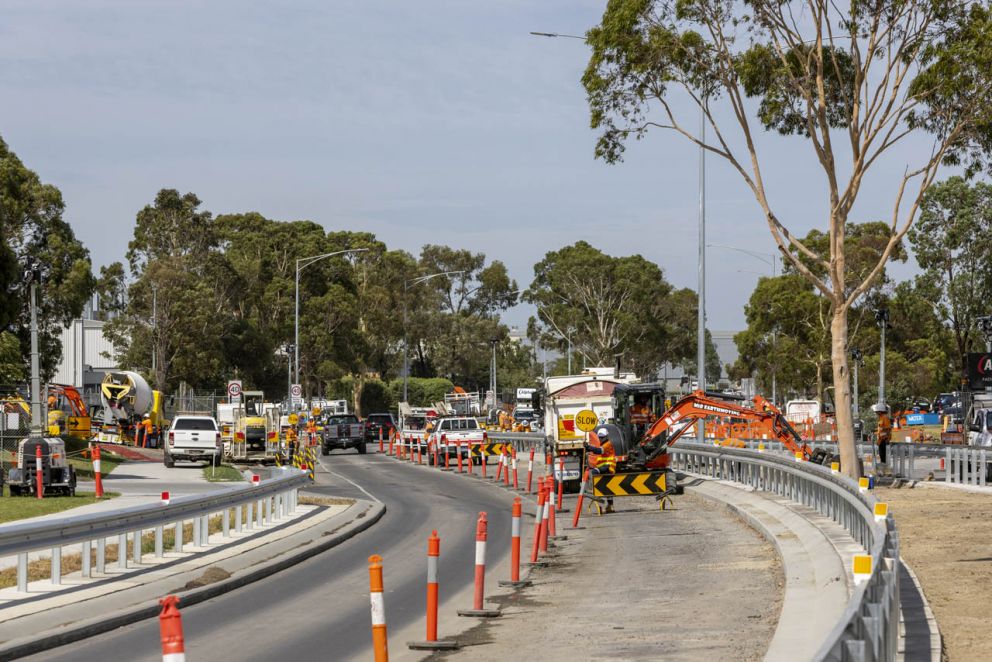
left=321, top=414, right=367, bottom=455
left=165, top=415, right=222, bottom=467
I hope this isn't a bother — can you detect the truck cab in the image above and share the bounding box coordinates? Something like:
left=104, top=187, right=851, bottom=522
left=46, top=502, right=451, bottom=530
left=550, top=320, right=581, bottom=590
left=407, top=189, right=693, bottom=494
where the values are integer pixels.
left=967, top=395, right=992, bottom=447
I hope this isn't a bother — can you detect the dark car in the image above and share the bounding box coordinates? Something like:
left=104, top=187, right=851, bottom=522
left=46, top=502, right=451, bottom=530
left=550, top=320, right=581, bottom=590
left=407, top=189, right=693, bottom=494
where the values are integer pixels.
left=364, top=413, right=397, bottom=443
left=321, top=414, right=367, bottom=455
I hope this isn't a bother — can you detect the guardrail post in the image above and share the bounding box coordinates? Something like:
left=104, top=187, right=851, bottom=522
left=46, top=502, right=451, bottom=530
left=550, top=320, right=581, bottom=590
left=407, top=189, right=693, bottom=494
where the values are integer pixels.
left=235, top=505, right=243, bottom=533
left=17, top=553, right=27, bottom=592
left=175, top=521, right=183, bottom=552
left=201, top=514, right=210, bottom=544
left=97, top=537, right=106, bottom=572
left=155, top=526, right=164, bottom=556
left=981, top=450, right=988, bottom=488
left=51, top=546, right=61, bottom=585
left=945, top=448, right=951, bottom=484
left=117, top=533, right=127, bottom=569
left=222, top=509, right=230, bottom=537
left=256, top=499, right=263, bottom=527
left=132, top=530, right=142, bottom=565
left=193, top=517, right=201, bottom=547
left=82, top=540, right=92, bottom=577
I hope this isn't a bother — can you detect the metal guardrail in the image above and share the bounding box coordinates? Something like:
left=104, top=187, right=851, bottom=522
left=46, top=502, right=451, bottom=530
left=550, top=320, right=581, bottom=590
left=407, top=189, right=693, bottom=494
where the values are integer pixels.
left=889, top=442, right=991, bottom=487
left=670, top=443, right=900, bottom=662
left=485, top=431, right=547, bottom=450
left=1, top=468, right=309, bottom=593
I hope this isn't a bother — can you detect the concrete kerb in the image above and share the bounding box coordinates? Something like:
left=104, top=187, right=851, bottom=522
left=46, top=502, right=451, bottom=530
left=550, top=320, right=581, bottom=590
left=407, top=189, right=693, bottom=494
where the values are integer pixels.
left=898, top=557, right=943, bottom=662
left=0, top=498, right=386, bottom=661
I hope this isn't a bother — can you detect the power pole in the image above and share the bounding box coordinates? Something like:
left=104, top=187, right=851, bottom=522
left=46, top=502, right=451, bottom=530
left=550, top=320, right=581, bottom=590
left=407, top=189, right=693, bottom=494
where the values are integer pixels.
left=696, top=102, right=707, bottom=443
left=29, top=278, right=42, bottom=435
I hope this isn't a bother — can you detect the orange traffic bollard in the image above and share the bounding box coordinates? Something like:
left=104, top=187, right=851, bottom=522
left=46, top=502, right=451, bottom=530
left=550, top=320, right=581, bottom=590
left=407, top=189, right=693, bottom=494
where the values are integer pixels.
left=494, top=451, right=504, bottom=483
left=443, top=435, right=451, bottom=471
left=92, top=444, right=104, bottom=499
left=457, top=443, right=464, bottom=473
left=368, top=555, right=389, bottom=661
left=35, top=445, right=43, bottom=499
left=573, top=469, right=590, bottom=528
left=556, top=458, right=566, bottom=511
left=159, top=595, right=186, bottom=662
left=426, top=531, right=440, bottom=640
left=458, top=512, right=501, bottom=617
left=527, top=448, right=535, bottom=493
left=530, top=479, right=547, bottom=563
left=539, top=482, right=550, bottom=553
left=512, top=448, right=519, bottom=489
left=379, top=427, right=384, bottom=454
left=500, top=497, right=530, bottom=588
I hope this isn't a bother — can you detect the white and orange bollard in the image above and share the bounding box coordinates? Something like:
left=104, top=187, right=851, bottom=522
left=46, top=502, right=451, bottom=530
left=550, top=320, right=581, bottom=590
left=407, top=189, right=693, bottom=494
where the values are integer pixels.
left=494, top=450, right=504, bottom=483
left=159, top=595, right=186, bottom=662
left=500, top=497, right=530, bottom=588
left=556, top=457, right=566, bottom=511
left=458, top=512, right=501, bottom=617
left=457, top=443, right=464, bottom=473
left=35, top=445, right=43, bottom=499
left=539, top=480, right=551, bottom=553
left=378, top=427, right=384, bottom=454
left=573, top=469, right=590, bottom=528
left=408, top=531, right=458, bottom=651
left=511, top=448, right=519, bottom=489
left=368, top=555, right=389, bottom=661
left=527, top=448, right=535, bottom=493
left=443, top=435, right=451, bottom=471
left=530, top=478, right=547, bottom=564
left=92, top=444, right=104, bottom=498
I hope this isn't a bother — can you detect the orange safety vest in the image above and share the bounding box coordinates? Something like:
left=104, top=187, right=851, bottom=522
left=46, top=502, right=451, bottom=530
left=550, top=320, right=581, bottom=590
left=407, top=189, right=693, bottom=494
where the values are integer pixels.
left=589, top=441, right=617, bottom=472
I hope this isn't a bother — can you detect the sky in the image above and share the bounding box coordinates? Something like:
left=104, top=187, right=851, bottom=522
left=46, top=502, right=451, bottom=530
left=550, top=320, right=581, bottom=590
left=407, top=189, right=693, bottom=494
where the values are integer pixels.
left=0, top=0, right=930, bottom=334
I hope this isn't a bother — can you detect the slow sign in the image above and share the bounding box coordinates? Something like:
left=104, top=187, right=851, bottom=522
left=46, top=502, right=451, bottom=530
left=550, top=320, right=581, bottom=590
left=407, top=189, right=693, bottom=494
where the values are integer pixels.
left=575, top=409, right=599, bottom=433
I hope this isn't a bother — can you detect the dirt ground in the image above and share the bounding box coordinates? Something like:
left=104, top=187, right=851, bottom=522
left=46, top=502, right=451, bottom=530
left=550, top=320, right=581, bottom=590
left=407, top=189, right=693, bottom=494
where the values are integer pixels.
left=443, top=493, right=783, bottom=661
left=876, top=484, right=992, bottom=661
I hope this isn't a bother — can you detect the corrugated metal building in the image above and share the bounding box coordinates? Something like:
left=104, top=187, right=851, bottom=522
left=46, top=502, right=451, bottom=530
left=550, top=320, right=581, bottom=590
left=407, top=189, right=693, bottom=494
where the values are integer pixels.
left=53, top=318, right=118, bottom=404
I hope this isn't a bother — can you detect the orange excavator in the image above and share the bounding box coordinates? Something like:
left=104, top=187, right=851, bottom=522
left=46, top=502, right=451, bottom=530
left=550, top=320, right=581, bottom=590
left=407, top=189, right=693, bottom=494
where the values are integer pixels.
left=609, top=390, right=830, bottom=472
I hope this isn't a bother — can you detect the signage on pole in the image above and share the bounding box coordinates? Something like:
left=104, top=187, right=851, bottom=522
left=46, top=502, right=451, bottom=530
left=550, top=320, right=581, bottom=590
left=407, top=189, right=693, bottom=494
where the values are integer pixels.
left=227, top=380, right=243, bottom=404
left=291, top=383, right=303, bottom=408
left=968, top=353, right=992, bottom=390
left=575, top=409, right=598, bottom=433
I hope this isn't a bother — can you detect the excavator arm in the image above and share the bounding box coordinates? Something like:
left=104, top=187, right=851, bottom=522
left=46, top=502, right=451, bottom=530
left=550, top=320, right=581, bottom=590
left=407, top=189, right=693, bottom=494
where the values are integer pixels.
left=625, top=391, right=824, bottom=470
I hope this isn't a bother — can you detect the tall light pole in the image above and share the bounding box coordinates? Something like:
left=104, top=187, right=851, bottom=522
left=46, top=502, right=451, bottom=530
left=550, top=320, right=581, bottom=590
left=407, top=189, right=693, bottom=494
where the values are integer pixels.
left=696, top=101, right=706, bottom=442
left=28, top=272, right=42, bottom=435
left=725, top=248, right=778, bottom=403
left=851, top=347, right=863, bottom=419
left=294, top=248, right=368, bottom=392
left=490, top=338, right=499, bottom=408
left=151, top=285, right=157, bottom=389
left=875, top=308, right=890, bottom=408
left=403, top=271, right=464, bottom=403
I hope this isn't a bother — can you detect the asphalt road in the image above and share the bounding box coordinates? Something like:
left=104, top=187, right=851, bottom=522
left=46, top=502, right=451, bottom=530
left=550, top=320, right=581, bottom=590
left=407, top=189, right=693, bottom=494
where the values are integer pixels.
left=34, top=446, right=515, bottom=662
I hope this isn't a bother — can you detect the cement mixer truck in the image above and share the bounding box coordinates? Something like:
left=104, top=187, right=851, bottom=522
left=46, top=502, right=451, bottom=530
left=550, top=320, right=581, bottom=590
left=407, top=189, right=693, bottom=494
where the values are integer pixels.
left=95, top=371, right=166, bottom=443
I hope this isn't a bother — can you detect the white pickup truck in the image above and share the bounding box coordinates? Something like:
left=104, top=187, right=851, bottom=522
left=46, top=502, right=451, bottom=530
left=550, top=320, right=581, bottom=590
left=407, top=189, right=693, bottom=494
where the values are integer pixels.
left=165, top=415, right=222, bottom=467
left=427, top=416, right=487, bottom=465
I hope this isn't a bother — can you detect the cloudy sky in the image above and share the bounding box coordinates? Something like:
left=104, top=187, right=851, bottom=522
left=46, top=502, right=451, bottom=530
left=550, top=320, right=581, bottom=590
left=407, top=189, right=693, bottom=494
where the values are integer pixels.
left=1, top=1, right=930, bottom=332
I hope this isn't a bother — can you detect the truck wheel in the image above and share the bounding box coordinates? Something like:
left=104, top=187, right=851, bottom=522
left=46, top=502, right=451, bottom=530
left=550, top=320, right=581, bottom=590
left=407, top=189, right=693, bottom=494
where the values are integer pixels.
left=164, top=452, right=175, bottom=468
left=357, top=443, right=367, bottom=455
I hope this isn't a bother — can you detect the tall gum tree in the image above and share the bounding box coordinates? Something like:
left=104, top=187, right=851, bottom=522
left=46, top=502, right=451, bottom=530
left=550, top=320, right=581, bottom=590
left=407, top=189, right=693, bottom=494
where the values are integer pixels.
left=583, top=0, right=992, bottom=477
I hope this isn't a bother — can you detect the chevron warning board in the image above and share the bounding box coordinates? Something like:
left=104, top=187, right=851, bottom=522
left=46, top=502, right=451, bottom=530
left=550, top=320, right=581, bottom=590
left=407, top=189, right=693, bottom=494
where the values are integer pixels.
left=470, top=443, right=506, bottom=456
left=592, top=471, right=668, bottom=497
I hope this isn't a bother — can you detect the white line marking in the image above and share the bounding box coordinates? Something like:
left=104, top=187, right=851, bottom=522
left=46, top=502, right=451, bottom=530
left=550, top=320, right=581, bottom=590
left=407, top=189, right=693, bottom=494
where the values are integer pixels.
left=318, top=457, right=382, bottom=503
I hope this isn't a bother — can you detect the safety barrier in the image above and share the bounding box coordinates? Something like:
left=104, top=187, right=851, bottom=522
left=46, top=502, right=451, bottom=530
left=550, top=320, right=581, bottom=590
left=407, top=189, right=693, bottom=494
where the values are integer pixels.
left=887, top=442, right=991, bottom=487
left=0, top=468, right=309, bottom=593
left=670, top=443, right=900, bottom=662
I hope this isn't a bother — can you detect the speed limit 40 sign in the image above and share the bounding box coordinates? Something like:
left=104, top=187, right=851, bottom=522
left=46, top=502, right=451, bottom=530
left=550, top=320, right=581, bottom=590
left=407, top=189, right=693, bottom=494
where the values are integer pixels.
left=227, top=380, right=243, bottom=403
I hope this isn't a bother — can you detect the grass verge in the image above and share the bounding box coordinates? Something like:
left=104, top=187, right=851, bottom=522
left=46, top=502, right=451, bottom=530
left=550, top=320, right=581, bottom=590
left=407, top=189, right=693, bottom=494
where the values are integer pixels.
left=0, top=489, right=119, bottom=524
left=202, top=464, right=245, bottom=482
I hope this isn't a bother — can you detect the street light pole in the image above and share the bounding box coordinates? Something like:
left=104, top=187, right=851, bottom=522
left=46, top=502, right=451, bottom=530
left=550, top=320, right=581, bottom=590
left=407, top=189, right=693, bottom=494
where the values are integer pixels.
left=851, top=348, right=863, bottom=419
left=151, top=285, right=157, bottom=389
left=491, top=338, right=498, bottom=407
left=402, top=270, right=464, bottom=403
left=875, top=309, right=889, bottom=407
left=697, top=102, right=706, bottom=443
left=294, top=248, right=368, bottom=395
left=29, top=278, right=42, bottom=435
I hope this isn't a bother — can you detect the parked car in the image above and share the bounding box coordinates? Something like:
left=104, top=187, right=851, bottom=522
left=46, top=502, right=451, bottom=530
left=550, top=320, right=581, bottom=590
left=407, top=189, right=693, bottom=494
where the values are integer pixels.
left=322, top=413, right=366, bottom=455
left=165, top=415, right=222, bottom=467
left=426, top=416, right=486, bottom=465
left=364, top=412, right=397, bottom=443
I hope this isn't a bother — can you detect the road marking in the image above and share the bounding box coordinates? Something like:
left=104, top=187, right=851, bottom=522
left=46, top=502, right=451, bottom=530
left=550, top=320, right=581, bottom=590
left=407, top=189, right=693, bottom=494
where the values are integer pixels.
left=318, top=457, right=382, bottom=503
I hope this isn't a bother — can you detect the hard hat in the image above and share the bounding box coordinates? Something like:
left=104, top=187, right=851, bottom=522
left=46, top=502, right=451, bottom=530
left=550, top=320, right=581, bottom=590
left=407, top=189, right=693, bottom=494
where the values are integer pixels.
left=871, top=404, right=890, bottom=414
left=595, top=426, right=611, bottom=440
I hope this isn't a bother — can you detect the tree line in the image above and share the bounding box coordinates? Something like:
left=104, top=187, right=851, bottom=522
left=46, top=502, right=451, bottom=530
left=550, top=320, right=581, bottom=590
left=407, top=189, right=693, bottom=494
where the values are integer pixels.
left=1, top=136, right=712, bottom=410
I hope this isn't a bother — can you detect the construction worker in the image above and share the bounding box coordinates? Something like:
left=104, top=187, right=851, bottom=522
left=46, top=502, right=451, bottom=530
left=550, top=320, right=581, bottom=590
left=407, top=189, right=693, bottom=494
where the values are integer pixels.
left=141, top=415, right=154, bottom=449
left=584, top=427, right=618, bottom=513
left=47, top=393, right=57, bottom=411
left=874, top=404, right=892, bottom=464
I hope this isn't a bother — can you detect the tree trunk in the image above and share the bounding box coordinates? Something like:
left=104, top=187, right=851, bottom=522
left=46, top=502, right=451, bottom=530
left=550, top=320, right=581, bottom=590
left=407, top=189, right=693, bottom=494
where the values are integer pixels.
left=830, top=305, right=860, bottom=479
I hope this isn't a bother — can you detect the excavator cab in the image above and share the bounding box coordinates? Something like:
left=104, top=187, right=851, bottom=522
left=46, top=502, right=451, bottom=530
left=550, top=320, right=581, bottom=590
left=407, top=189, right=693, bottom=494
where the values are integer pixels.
left=612, top=383, right=667, bottom=456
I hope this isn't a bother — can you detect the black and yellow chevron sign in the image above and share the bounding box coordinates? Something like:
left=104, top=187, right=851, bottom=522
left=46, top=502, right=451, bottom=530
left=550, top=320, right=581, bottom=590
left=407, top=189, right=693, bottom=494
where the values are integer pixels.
left=470, top=443, right=506, bottom=456
left=592, top=471, right=668, bottom=497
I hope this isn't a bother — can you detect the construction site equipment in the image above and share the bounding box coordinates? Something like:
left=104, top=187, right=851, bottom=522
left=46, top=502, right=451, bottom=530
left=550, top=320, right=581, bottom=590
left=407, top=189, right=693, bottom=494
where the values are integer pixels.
left=445, top=387, right=481, bottom=417
left=6, top=436, right=76, bottom=496
left=615, top=390, right=829, bottom=472
left=45, top=384, right=92, bottom=440
left=97, top=371, right=166, bottom=443
left=230, top=393, right=281, bottom=462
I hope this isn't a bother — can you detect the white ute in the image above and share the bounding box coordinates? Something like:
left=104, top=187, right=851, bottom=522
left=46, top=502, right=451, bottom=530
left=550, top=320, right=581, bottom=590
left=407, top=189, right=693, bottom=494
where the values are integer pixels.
left=165, top=415, right=222, bottom=467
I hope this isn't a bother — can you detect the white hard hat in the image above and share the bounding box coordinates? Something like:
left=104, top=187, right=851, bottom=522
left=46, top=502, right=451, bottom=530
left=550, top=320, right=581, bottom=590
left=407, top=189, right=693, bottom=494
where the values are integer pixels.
left=596, top=426, right=610, bottom=439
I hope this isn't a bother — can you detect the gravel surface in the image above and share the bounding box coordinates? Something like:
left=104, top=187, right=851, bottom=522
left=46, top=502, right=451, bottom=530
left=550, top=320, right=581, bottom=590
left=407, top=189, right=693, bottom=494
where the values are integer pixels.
left=877, top=483, right=992, bottom=661
left=442, top=493, right=783, bottom=661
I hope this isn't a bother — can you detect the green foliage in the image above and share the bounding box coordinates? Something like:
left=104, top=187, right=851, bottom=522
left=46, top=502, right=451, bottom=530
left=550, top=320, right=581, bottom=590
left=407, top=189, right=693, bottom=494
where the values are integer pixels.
left=909, top=176, right=992, bottom=377
left=358, top=379, right=392, bottom=416
left=0, top=331, right=25, bottom=384
left=388, top=377, right=454, bottom=407
left=525, top=241, right=694, bottom=379
left=0, top=135, right=95, bottom=380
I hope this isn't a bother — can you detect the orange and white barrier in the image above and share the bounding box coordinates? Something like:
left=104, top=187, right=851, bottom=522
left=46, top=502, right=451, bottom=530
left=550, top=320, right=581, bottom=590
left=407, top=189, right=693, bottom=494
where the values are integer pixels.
left=92, top=444, right=104, bottom=499
left=495, top=452, right=504, bottom=483
left=511, top=449, right=519, bottom=489
left=159, top=595, right=185, bottom=662
left=457, top=512, right=501, bottom=618
left=573, top=469, right=590, bottom=528
left=527, top=448, right=535, bottom=493
left=539, top=480, right=550, bottom=554
left=368, top=554, right=389, bottom=661
left=556, top=458, right=565, bottom=510
left=378, top=427, right=384, bottom=454
left=426, top=531, right=440, bottom=641
left=530, top=478, right=547, bottom=563
left=457, top=443, right=464, bottom=473
left=35, top=446, right=43, bottom=500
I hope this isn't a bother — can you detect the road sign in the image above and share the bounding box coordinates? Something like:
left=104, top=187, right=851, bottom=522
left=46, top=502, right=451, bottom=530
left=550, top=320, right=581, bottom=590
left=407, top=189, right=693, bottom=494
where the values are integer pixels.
left=575, top=409, right=598, bottom=433
left=591, top=471, right=669, bottom=497
left=967, top=353, right=992, bottom=390
left=288, top=413, right=299, bottom=425
left=291, top=383, right=303, bottom=408
left=227, top=380, right=243, bottom=404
